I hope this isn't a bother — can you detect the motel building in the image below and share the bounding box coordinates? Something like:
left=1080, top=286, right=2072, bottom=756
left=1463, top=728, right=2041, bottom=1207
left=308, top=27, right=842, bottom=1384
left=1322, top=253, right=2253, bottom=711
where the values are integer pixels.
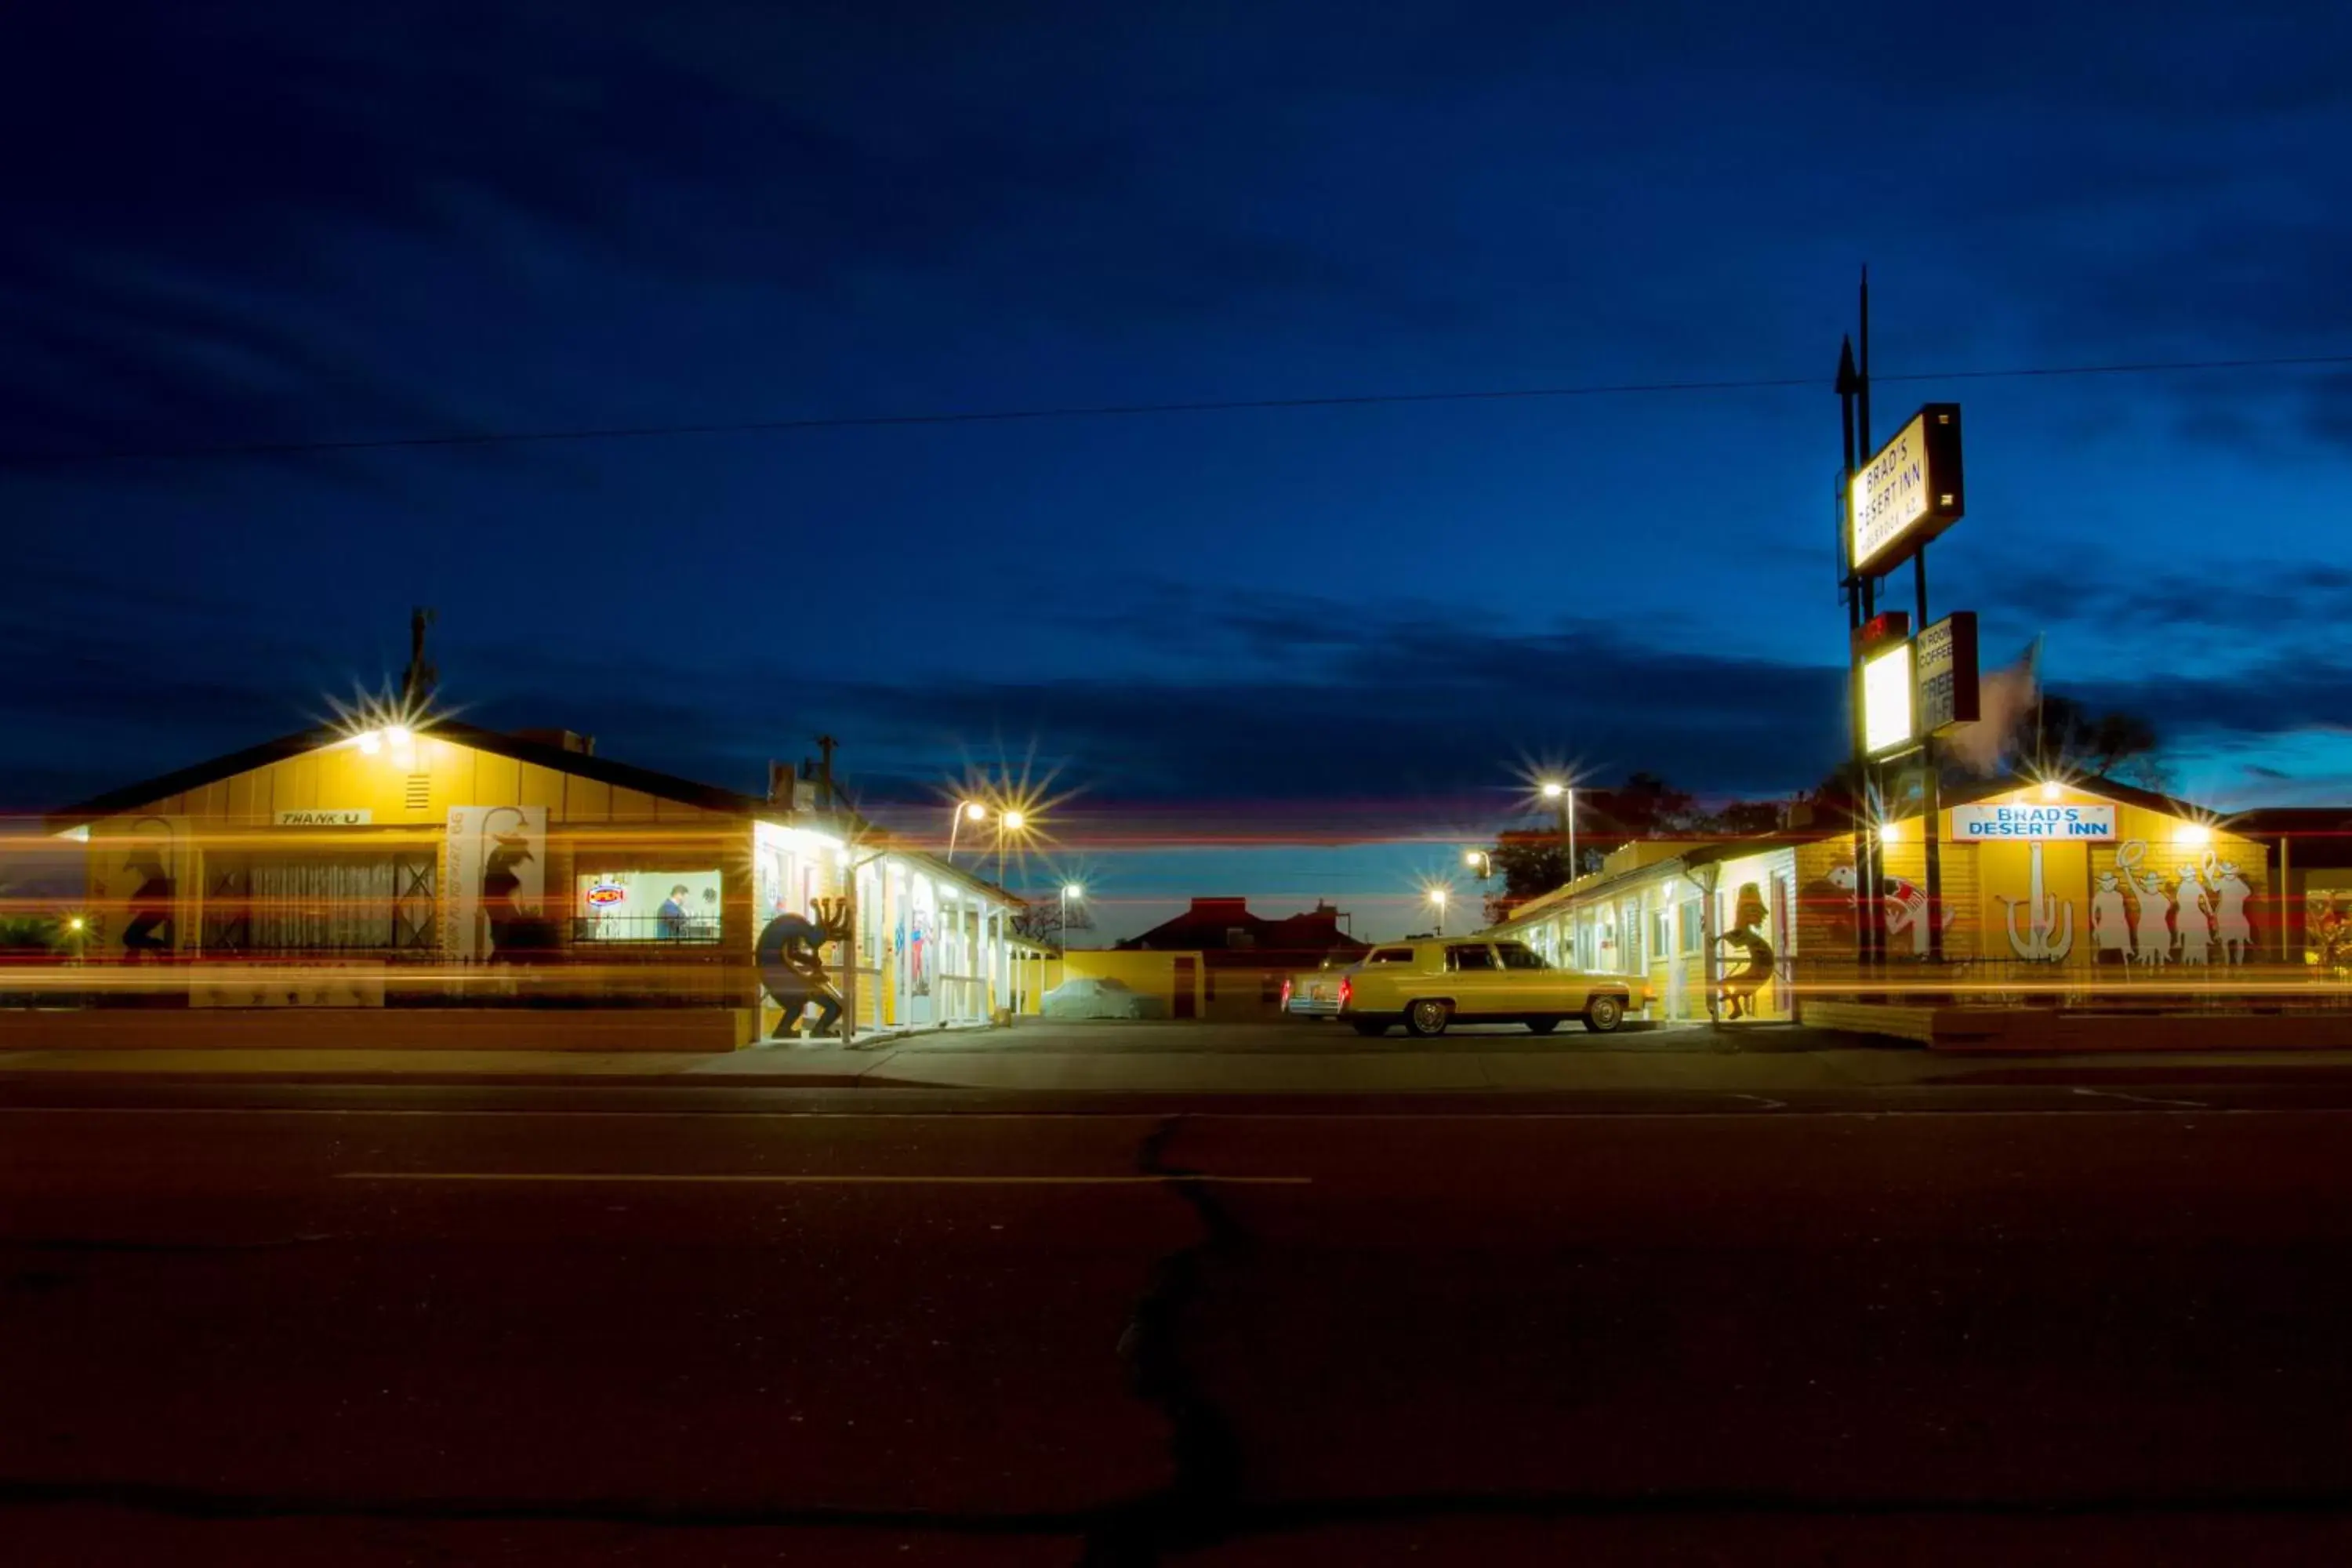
left=1486, top=776, right=2288, bottom=1043
left=35, top=720, right=1024, bottom=1049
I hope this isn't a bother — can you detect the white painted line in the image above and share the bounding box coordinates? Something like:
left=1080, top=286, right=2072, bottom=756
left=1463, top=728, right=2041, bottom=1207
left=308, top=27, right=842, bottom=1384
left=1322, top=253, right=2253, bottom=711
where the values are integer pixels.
left=2072, top=1087, right=2210, bottom=1109
left=336, top=1171, right=1314, bottom=1186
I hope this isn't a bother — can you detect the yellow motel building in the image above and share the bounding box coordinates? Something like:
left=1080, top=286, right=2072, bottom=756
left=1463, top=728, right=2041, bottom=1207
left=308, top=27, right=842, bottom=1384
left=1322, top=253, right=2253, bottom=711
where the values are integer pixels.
left=42, top=720, right=1028, bottom=1047
left=1487, top=777, right=2274, bottom=1026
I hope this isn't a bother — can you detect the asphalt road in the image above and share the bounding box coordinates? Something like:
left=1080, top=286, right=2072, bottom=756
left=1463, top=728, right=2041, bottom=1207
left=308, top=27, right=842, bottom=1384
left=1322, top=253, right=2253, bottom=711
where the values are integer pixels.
left=8, top=1075, right=2352, bottom=1563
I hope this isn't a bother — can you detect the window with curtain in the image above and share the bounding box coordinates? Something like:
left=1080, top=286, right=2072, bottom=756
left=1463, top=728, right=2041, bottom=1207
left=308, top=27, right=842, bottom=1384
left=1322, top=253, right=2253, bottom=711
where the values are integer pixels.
left=249, top=856, right=401, bottom=950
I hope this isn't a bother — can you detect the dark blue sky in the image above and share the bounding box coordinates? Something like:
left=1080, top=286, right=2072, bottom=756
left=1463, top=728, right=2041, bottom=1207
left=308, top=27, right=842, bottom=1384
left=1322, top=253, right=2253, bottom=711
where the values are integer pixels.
left=7, top=2, right=2352, bottom=937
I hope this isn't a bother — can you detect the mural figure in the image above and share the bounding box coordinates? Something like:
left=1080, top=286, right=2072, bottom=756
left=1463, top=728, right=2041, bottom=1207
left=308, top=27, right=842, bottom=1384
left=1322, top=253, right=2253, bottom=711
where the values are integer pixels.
left=120, top=854, right=176, bottom=960
left=2128, top=868, right=2172, bottom=966
left=481, top=832, right=557, bottom=962
left=1820, top=861, right=1955, bottom=956
left=2090, top=870, right=2131, bottom=966
left=1713, top=880, right=1774, bottom=1021
left=909, top=914, right=932, bottom=997
left=1998, top=840, right=2075, bottom=963
left=2312, top=895, right=2352, bottom=974
left=2212, top=860, right=2255, bottom=964
left=2174, top=864, right=2213, bottom=965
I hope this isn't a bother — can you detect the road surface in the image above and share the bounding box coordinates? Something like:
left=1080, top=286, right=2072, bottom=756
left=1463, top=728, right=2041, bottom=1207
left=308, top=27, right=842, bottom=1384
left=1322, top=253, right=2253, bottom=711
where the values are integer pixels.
left=6, top=1069, right=2352, bottom=1563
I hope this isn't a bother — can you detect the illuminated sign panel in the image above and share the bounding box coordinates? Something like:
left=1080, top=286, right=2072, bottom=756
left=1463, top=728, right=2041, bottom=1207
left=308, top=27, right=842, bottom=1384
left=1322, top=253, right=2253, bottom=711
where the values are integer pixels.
left=1915, top=612, right=1980, bottom=735
left=1849, top=404, right=1965, bottom=577
left=1861, top=641, right=1915, bottom=756
left=1949, top=804, right=2118, bottom=842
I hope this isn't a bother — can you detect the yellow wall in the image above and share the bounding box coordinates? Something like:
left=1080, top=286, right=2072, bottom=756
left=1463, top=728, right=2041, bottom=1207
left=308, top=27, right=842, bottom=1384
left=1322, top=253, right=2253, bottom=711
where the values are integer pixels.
left=1045, top=950, right=1207, bottom=1018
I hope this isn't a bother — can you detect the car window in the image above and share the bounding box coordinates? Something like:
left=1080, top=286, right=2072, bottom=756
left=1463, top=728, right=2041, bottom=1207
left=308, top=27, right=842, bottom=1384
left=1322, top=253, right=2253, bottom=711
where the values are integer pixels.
left=1495, top=942, right=1547, bottom=971
left=1097, top=978, right=1132, bottom=992
left=1370, top=948, right=1414, bottom=964
left=1446, top=944, right=1497, bottom=972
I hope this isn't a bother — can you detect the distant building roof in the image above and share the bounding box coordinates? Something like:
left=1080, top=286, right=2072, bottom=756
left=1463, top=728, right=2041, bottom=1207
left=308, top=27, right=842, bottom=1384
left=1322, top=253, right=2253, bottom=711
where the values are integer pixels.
left=1117, top=896, right=1368, bottom=955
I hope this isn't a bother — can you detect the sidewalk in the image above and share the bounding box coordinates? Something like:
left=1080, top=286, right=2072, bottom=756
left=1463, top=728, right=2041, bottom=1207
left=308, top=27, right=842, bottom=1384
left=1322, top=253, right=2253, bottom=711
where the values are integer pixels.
left=9, top=1028, right=2352, bottom=1094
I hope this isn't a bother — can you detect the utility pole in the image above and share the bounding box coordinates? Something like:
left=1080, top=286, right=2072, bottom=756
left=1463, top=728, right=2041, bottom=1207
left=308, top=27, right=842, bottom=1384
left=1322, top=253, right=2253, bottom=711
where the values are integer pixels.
left=401, top=607, right=438, bottom=711
left=1836, top=332, right=1875, bottom=978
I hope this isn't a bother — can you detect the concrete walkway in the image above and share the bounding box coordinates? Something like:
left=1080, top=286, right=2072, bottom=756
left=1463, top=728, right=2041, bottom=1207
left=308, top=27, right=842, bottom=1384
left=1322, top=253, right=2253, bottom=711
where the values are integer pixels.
left=8, top=1017, right=2352, bottom=1093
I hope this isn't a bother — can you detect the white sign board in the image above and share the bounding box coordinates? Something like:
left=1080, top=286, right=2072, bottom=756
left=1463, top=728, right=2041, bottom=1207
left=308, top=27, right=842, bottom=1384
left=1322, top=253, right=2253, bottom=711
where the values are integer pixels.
left=1950, top=804, right=2118, bottom=843
left=1861, top=641, right=1915, bottom=756
left=1849, top=405, right=1964, bottom=577
left=1915, top=612, right=1980, bottom=735
left=274, top=808, right=373, bottom=826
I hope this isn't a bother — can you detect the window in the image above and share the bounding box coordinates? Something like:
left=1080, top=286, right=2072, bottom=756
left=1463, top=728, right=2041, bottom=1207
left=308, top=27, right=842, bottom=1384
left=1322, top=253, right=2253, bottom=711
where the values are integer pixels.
left=1496, top=941, right=1547, bottom=971
left=1653, top=906, right=1672, bottom=961
left=575, top=869, right=724, bottom=943
left=1370, top=947, right=1414, bottom=964
left=1446, top=944, right=1498, bottom=971
left=1679, top=898, right=1704, bottom=955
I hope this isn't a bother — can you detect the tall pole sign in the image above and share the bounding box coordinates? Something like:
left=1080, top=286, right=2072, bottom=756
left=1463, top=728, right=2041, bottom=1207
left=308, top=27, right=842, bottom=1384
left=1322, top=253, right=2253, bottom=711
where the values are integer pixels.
left=1836, top=274, right=1967, bottom=975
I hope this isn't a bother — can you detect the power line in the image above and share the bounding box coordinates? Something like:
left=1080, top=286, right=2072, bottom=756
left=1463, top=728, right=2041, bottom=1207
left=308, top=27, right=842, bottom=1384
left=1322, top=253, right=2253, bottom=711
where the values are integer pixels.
left=7, top=351, right=2350, bottom=468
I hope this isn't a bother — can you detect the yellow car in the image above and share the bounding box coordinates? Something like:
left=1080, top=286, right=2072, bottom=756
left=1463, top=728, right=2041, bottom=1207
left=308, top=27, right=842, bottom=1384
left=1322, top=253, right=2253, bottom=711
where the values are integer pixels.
left=1338, top=937, right=1642, bottom=1037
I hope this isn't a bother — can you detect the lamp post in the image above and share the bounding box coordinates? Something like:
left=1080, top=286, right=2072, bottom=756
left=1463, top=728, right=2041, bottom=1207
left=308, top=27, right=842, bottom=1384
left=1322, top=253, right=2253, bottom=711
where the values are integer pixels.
left=1541, top=779, right=1577, bottom=878
left=1428, top=886, right=1449, bottom=938
left=1463, top=850, right=1492, bottom=879
left=1060, top=882, right=1083, bottom=949
left=947, top=800, right=987, bottom=866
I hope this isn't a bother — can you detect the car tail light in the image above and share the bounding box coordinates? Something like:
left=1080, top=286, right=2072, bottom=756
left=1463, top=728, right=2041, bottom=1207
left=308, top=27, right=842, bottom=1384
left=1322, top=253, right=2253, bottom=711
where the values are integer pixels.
left=1338, top=978, right=1352, bottom=1007
left=1279, top=979, right=1292, bottom=1007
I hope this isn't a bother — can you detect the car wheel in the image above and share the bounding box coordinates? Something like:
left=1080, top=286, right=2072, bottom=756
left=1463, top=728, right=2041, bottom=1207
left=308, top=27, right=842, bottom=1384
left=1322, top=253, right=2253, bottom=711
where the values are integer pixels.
left=1403, top=999, right=1452, bottom=1037
left=1583, top=993, right=1625, bottom=1033
left=1526, top=1018, right=1560, bottom=1035
left=1350, top=1018, right=1388, bottom=1038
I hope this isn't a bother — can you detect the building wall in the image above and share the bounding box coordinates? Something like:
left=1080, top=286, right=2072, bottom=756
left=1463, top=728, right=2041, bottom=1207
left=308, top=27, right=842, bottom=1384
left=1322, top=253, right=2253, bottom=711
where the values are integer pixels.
left=1044, top=950, right=1207, bottom=1018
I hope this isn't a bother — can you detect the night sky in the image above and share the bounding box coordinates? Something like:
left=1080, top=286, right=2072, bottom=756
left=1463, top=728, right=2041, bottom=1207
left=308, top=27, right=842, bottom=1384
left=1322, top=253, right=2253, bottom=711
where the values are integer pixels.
left=7, top=2, right=2352, bottom=939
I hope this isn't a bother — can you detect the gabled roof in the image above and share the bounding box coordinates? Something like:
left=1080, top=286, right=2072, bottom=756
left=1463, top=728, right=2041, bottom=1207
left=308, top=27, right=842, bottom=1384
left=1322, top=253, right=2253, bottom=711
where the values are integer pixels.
left=45, top=718, right=766, bottom=833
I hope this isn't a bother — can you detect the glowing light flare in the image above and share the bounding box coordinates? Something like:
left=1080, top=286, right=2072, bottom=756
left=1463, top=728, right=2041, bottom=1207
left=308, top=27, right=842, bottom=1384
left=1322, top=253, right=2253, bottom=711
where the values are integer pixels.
left=962, top=801, right=988, bottom=822
left=2175, top=822, right=2213, bottom=848
left=1877, top=820, right=1900, bottom=844
left=1539, top=781, right=1565, bottom=800
left=1001, top=809, right=1027, bottom=831
left=1063, top=883, right=1084, bottom=900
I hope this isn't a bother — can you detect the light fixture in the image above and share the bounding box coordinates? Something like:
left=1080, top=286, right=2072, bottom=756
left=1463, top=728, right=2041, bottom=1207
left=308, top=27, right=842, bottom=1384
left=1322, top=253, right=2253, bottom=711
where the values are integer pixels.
left=2039, top=779, right=2063, bottom=802
left=384, top=724, right=413, bottom=747
left=963, top=801, right=988, bottom=822
left=1539, top=780, right=1565, bottom=800
left=66, top=916, right=85, bottom=933
left=1064, top=882, right=1084, bottom=899
left=356, top=730, right=383, bottom=755
left=1428, top=887, right=1449, bottom=906
left=1878, top=820, right=1900, bottom=844
left=2175, top=822, right=2212, bottom=848
left=1001, top=809, right=1026, bottom=831
left=1463, top=850, right=1482, bottom=867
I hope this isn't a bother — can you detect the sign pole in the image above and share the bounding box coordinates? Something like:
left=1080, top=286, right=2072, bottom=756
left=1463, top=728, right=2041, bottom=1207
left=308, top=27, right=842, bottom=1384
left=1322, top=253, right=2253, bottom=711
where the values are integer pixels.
left=1918, top=544, right=1944, bottom=964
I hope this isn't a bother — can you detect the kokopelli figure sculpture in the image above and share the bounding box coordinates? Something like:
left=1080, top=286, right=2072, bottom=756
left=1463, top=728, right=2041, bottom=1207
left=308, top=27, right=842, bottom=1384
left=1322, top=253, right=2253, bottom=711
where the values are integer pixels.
left=810, top=896, right=854, bottom=946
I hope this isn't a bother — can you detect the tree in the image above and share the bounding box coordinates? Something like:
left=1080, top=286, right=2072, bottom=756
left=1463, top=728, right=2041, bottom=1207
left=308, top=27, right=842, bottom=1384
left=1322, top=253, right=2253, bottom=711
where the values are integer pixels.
left=1010, top=898, right=1095, bottom=949
left=2027, top=694, right=2160, bottom=779
left=1707, top=800, right=1784, bottom=836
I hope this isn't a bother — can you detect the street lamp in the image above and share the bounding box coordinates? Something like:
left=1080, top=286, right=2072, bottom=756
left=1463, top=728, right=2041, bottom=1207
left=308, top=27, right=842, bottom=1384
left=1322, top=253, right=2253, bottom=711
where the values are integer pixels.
left=1060, top=882, right=1083, bottom=949
left=1540, top=779, right=1577, bottom=878
left=996, top=808, right=1028, bottom=887
left=947, top=800, right=989, bottom=866
left=1428, top=886, right=1449, bottom=937
left=1463, top=849, right=1493, bottom=878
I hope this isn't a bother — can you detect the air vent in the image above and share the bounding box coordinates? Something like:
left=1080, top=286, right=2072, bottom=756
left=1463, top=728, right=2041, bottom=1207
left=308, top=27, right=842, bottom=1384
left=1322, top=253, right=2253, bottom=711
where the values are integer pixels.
left=405, top=774, right=431, bottom=811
